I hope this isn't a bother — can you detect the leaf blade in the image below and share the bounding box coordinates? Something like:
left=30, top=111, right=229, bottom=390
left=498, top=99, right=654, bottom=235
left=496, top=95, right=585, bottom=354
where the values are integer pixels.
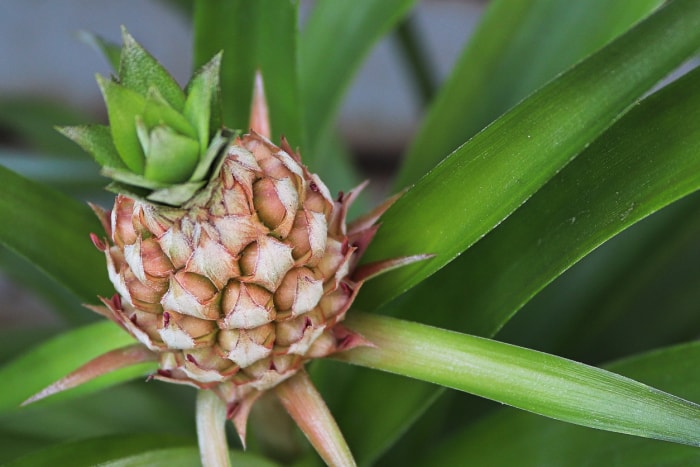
left=339, top=313, right=700, bottom=447
left=358, top=0, right=700, bottom=309
left=395, top=0, right=664, bottom=187
left=0, top=165, right=112, bottom=302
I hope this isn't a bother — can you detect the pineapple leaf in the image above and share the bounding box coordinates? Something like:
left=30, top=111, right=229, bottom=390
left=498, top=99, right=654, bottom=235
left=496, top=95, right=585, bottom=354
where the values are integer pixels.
left=57, top=124, right=126, bottom=170
left=300, top=0, right=417, bottom=167
left=358, top=0, right=700, bottom=309
left=389, top=56, right=700, bottom=338
left=189, top=129, right=235, bottom=183
left=101, top=167, right=170, bottom=190
left=97, top=75, right=147, bottom=174
left=395, top=0, right=664, bottom=188
left=424, top=341, right=700, bottom=466
left=340, top=313, right=700, bottom=447
left=142, top=126, right=200, bottom=183
left=193, top=0, right=303, bottom=148
left=142, top=90, right=197, bottom=140
left=184, top=52, right=223, bottom=155
left=0, top=165, right=112, bottom=302
left=0, top=322, right=148, bottom=413
left=146, top=181, right=207, bottom=206
left=1, top=434, right=193, bottom=467
left=119, top=27, right=186, bottom=112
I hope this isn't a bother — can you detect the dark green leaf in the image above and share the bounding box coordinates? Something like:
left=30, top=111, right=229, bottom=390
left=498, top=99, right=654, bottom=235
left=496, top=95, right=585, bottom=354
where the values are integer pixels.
left=299, top=0, right=417, bottom=166
left=0, top=98, right=88, bottom=157
left=119, top=28, right=186, bottom=111
left=0, top=165, right=111, bottom=302
left=193, top=0, right=302, bottom=147
left=395, top=57, right=700, bottom=339
left=4, top=434, right=192, bottom=467
left=395, top=0, right=664, bottom=188
left=358, top=0, right=700, bottom=309
left=340, top=313, right=700, bottom=447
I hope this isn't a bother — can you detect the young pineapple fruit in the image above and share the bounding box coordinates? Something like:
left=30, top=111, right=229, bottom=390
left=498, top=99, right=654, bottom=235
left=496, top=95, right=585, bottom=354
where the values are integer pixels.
left=57, top=30, right=403, bottom=433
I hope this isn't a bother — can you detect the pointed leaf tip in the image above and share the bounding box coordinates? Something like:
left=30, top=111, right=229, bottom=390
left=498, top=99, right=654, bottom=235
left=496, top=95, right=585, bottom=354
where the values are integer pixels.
left=249, top=70, right=271, bottom=138
left=22, top=344, right=155, bottom=406
left=353, top=254, right=435, bottom=283
left=275, top=371, right=356, bottom=467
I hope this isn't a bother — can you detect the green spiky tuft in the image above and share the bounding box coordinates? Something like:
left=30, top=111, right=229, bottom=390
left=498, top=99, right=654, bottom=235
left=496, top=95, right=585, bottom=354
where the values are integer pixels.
left=60, top=28, right=234, bottom=206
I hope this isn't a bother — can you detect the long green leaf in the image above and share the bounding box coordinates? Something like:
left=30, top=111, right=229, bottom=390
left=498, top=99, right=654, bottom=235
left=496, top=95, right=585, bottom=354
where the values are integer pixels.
left=4, top=434, right=192, bottom=467
left=299, top=0, right=416, bottom=165
left=0, top=383, right=193, bottom=445
left=0, top=165, right=112, bottom=302
left=193, top=0, right=302, bottom=148
left=497, top=192, right=700, bottom=363
left=390, top=55, right=700, bottom=338
left=358, top=0, right=700, bottom=309
left=424, top=341, right=700, bottom=466
left=395, top=0, right=663, bottom=187
left=338, top=313, right=700, bottom=447
left=0, top=322, right=147, bottom=412
left=100, top=447, right=279, bottom=467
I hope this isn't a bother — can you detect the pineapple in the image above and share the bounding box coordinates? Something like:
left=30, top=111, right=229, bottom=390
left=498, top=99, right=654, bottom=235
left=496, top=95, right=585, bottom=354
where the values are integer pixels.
left=27, top=30, right=427, bottom=465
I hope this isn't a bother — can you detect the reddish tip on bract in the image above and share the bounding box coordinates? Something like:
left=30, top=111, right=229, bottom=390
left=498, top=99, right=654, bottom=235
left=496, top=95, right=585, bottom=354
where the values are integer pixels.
left=249, top=70, right=271, bottom=139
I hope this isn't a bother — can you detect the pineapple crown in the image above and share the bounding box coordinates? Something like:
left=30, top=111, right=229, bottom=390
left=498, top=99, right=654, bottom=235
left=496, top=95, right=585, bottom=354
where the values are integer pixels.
left=60, top=27, right=233, bottom=206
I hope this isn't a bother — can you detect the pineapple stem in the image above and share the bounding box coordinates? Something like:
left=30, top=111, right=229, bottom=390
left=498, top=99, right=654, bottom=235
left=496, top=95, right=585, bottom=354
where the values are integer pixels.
left=275, top=370, right=356, bottom=467
left=196, top=389, right=232, bottom=467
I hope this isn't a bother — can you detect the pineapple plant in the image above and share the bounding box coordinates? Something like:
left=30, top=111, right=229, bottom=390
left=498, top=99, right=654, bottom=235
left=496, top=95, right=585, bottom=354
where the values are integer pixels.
left=2, top=0, right=700, bottom=466
left=23, top=29, right=427, bottom=466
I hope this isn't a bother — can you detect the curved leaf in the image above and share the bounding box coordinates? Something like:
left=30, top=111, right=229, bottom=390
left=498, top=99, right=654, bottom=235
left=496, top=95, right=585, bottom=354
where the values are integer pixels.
left=4, top=434, right=192, bottom=467
left=193, top=0, right=302, bottom=148
left=300, top=0, right=417, bottom=165
left=395, top=0, right=664, bottom=187
left=0, top=165, right=112, bottom=302
left=339, top=313, right=700, bottom=447
left=424, top=341, right=700, bottom=466
left=390, top=54, right=700, bottom=338
left=100, top=446, right=279, bottom=467
left=358, top=0, right=700, bottom=309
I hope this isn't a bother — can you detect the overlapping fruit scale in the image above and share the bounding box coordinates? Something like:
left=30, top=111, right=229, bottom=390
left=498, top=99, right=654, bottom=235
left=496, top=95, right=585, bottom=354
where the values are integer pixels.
left=91, top=131, right=364, bottom=403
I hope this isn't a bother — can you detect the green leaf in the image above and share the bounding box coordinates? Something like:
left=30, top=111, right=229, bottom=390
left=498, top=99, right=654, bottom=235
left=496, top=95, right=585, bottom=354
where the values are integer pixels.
left=184, top=53, right=222, bottom=154
left=58, top=125, right=126, bottom=170
left=0, top=98, right=88, bottom=157
left=4, top=434, right=192, bottom=467
left=424, top=341, right=700, bottom=466
left=339, top=313, right=700, bottom=447
left=299, top=0, right=417, bottom=165
left=193, top=0, right=303, bottom=148
left=395, top=0, right=664, bottom=188
left=391, top=53, right=700, bottom=338
left=0, top=322, right=145, bottom=412
left=119, top=27, right=186, bottom=111
left=358, top=0, right=700, bottom=309
left=97, top=75, right=147, bottom=174
left=0, top=165, right=112, bottom=302
left=141, top=91, right=197, bottom=140
left=100, top=446, right=279, bottom=467
left=143, top=126, right=200, bottom=183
